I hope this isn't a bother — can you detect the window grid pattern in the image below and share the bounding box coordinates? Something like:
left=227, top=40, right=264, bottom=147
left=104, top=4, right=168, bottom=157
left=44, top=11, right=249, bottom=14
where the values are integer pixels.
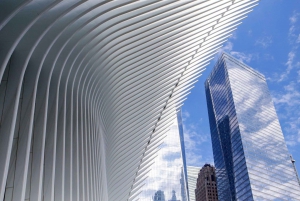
left=205, top=53, right=300, bottom=201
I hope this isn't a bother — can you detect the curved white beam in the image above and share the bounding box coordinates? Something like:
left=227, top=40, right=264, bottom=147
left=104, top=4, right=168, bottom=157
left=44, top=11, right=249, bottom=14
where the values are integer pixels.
left=0, top=1, right=258, bottom=201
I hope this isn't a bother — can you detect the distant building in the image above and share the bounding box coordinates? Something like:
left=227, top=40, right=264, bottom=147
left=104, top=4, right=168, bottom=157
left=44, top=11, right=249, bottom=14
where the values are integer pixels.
left=168, top=190, right=180, bottom=201
left=195, top=164, right=218, bottom=201
left=153, top=190, right=165, bottom=201
left=205, top=53, right=300, bottom=200
left=187, top=166, right=200, bottom=201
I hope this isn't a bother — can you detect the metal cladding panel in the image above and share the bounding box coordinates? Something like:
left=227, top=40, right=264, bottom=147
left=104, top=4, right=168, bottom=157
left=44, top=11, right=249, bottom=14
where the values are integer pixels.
left=0, top=1, right=258, bottom=201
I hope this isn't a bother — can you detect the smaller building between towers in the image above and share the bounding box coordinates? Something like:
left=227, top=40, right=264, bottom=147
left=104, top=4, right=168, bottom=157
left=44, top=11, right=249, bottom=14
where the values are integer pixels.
left=195, top=164, right=218, bottom=201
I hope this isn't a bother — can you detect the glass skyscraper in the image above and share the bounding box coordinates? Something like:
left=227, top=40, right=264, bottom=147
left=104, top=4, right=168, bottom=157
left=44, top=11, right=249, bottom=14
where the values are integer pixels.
left=138, top=111, right=188, bottom=201
left=205, top=53, right=300, bottom=200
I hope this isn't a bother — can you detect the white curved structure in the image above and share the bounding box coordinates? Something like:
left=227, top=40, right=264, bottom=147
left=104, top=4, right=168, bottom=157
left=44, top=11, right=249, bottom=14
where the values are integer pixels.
left=0, top=1, right=258, bottom=201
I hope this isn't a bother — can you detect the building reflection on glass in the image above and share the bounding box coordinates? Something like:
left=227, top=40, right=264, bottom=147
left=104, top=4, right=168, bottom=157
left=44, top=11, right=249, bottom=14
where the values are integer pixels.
left=139, top=112, right=188, bottom=201
left=168, top=190, right=180, bottom=201
left=180, top=168, right=187, bottom=201
left=153, top=190, right=166, bottom=201
left=205, top=53, right=300, bottom=200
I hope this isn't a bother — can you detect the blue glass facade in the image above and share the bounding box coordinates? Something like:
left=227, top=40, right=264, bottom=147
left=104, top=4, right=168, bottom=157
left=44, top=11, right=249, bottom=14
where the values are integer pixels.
left=205, top=54, right=300, bottom=200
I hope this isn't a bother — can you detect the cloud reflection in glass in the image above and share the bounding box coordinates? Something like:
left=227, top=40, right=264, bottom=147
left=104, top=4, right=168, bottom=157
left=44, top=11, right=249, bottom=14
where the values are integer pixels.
left=205, top=53, right=300, bottom=200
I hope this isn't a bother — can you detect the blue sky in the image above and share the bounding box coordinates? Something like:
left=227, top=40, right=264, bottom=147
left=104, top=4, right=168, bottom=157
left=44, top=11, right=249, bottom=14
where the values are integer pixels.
left=182, top=0, right=300, bottom=173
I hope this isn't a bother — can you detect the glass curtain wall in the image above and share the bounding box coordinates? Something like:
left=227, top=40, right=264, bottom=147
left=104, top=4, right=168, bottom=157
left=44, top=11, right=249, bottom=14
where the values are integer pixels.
left=138, top=112, right=188, bottom=201
left=205, top=53, right=300, bottom=200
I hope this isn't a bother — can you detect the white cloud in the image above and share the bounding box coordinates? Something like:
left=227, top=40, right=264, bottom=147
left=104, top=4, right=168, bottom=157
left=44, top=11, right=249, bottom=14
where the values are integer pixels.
left=278, top=51, right=296, bottom=82
left=286, top=139, right=297, bottom=146
left=215, top=41, right=233, bottom=60
left=290, top=16, right=297, bottom=23
left=272, top=81, right=300, bottom=147
left=289, top=25, right=295, bottom=34
left=288, top=25, right=298, bottom=43
left=216, top=41, right=257, bottom=64
left=290, top=12, right=299, bottom=24
left=264, top=54, right=274, bottom=60
left=284, top=121, right=300, bottom=147
left=255, top=36, right=273, bottom=48
left=183, top=124, right=208, bottom=148
left=276, top=12, right=300, bottom=82
left=297, top=34, right=300, bottom=43
left=273, top=90, right=300, bottom=106
left=185, top=151, right=203, bottom=166
left=284, top=81, right=297, bottom=91
left=182, top=110, right=190, bottom=121
left=223, top=41, right=233, bottom=51
left=288, top=12, right=300, bottom=45
left=273, top=82, right=300, bottom=106
left=214, top=41, right=233, bottom=61
left=230, top=51, right=254, bottom=63
left=229, top=31, right=237, bottom=40
left=183, top=121, right=210, bottom=167
left=286, top=51, right=295, bottom=70
left=248, top=29, right=252, bottom=36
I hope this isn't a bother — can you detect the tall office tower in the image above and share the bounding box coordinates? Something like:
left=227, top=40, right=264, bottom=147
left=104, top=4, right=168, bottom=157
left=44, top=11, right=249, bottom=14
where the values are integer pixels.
left=138, top=111, right=188, bottom=200
left=0, top=1, right=257, bottom=200
left=195, top=164, right=218, bottom=201
left=205, top=53, right=300, bottom=200
left=153, top=190, right=166, bottom=201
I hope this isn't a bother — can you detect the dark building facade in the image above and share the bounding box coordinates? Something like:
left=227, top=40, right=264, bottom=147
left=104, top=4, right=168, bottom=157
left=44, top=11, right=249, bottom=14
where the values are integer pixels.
left=195, top=164, right=218, bottom=201
left=153, top=190, right=166, bottom=201
left=205, top=53, right=300, bottom=200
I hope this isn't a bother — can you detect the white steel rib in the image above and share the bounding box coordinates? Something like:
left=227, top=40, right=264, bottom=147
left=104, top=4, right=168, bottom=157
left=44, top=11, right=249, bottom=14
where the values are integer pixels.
left=0, top=1, right=258, bottom=201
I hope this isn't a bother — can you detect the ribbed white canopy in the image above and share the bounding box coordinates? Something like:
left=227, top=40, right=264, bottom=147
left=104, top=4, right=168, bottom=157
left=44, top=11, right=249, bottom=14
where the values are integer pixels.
left=0, top=1, right=258, bottom=201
